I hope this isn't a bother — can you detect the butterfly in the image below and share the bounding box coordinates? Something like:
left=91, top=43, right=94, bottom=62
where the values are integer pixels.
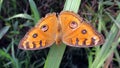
left=18, top=11, right=104, bottom=50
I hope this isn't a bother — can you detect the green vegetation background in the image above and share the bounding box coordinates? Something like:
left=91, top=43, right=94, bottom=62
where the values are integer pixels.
left=0, top=0, right=120, bottom=68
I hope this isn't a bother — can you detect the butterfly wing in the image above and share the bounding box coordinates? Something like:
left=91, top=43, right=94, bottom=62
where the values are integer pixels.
left=59, top=11, right=104, bottom=47
left=18, top=13, right=58, bottom=50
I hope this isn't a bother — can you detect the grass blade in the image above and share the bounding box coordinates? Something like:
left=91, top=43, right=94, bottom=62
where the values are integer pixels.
left=64, top=0, right=81, bottom=12
left=105, top=10, right=120, bottom=29
left=90, top=13, right=120, bottom=68
left=5, top=14, right=34, bottom=21
left=0, top=0, right=3, bottom=12
left=44, top=44, right=66, bottom=68
left=44, top=0, right=81, bottom=68
left=0, top=26, right=10, bottom=39
left=29, top=0, right=40, bottom=23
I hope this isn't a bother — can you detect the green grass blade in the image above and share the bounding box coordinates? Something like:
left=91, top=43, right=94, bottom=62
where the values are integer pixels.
left=97, top=42, right=119, bottom=68
left=90, top=13, right=120, bottom=68
left=5, top=14, right=34, bottom=21
left=5, top=0, right=39, bottom=22
left=105, top=10, right=120, bottom=29
left=11, top=38, right=19, bottom=68
left=29, top=0, right=40, bottom=23
left=64, top=0, right=81, bottom=12
left=0, top=49, right=12, bottom=61
left=115, top=48, right=120, bottom=67
left=0, top=26, right=10, bottom=39
left=0, top=0, right=3, bottom=12
left=44, top=44, right=66, bottom=68
left=0, top=49, right=15, bottom=67
left=116, top=1, right=120, bottom=9
left=44, top=0, right=81, bottom=68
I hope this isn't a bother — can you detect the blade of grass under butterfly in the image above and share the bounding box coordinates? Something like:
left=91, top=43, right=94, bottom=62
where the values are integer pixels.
left=44, top=0, right=81, bottom=68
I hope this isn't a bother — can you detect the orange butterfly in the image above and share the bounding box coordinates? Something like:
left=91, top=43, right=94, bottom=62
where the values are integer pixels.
left=18, top=11, right=104, bottom=50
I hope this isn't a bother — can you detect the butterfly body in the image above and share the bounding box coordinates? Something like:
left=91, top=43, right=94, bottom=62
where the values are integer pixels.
left=18, top=11, right=104, bottom=50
